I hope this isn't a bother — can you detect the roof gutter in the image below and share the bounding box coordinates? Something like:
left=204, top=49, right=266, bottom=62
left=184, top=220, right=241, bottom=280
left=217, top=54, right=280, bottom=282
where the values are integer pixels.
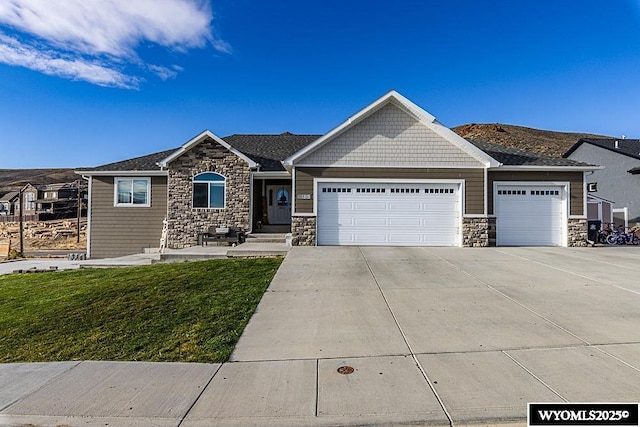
left=491, top=165, right=603, bottom=172
left=74, top=170, right=169, bottom=177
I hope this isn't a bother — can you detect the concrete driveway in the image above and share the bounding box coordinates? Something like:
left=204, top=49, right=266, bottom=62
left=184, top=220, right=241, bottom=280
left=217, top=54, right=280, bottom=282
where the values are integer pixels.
left=225, top=246, right=640, bottom=425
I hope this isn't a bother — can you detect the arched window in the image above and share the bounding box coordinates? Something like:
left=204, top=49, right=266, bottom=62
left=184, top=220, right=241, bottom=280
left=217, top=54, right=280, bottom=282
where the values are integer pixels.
left=193, top=172, right=226, bottom=209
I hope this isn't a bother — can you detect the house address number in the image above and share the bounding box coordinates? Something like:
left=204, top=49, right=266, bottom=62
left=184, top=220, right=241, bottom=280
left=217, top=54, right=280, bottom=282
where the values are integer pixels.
left=587, top=183, right=597, bottom=192
left=296, top=194, right=311, bottom=200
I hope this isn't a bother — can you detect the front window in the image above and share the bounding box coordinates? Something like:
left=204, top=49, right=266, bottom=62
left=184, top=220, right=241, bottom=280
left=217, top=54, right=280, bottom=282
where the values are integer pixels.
left=115, top=178, right=151, bottom=207
left=25, top=192, right=35, bottom=210
left=193, top=172, right=225, bottom=209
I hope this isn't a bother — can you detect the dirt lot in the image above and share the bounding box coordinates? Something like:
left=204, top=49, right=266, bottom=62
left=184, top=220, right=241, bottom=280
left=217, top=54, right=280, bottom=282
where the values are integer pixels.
left=0, top=219, right=86, bottom=252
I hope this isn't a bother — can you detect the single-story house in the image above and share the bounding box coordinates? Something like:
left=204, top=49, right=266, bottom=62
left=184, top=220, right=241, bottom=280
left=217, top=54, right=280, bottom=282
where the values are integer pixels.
left=77, top=91, right=598, bottom=258
left=564, top=138, right=640, bottom=224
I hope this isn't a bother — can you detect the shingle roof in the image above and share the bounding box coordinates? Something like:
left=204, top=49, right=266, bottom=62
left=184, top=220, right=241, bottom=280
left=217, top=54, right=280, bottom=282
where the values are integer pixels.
left=469, top=140, right=594, bottom=167
left=222, top=133, right=321, bottom=171
left=83, top=133, right=321, bottom=172
left=85, top=133, right=594, bottom=173
left=80, top=148, right=179, bottom=172
left=563, top=138, right=640, bottom=161
left=0, top=191, right=19, bottom=202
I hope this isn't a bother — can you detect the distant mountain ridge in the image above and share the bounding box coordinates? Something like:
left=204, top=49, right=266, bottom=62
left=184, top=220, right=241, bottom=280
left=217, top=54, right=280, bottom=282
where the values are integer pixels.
left=0, top=168, right=81, bottom=193
left=453, top=123, right=612, bottom=158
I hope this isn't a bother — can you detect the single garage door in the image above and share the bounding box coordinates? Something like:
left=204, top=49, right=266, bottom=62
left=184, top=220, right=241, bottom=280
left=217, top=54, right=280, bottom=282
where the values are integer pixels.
left=495, top=184, right=566, bottom=246
left=317, top=182, right=460, bottom=246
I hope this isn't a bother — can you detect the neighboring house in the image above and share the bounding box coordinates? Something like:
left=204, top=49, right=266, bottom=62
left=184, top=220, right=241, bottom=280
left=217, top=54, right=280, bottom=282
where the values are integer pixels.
left=564, top=138, right=640, bottom=223
left=0, top=191, right=18, bottom=215
left=78, top=91, right=597, bottom=258
left=34, top=182, right=86, bottom=219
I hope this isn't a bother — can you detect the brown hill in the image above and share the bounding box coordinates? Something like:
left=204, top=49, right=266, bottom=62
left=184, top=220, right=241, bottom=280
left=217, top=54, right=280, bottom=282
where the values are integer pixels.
left=453, top=123, right=611, bottom=158
left=0, top=168, right=81, bottom=193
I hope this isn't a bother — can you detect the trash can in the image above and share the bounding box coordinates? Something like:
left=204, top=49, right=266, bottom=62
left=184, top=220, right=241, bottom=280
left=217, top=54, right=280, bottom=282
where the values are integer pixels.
left=587, top=220, right=601, bottom=243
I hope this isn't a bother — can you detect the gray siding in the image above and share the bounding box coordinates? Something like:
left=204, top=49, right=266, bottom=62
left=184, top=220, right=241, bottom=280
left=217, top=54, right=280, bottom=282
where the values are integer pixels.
left=89, top=175, right=167, bottom=258
left=298, top=103, right=484, bottom=168
left=567, top=144, right=640, bottom=222
left=294, top=167, right=485, bottom=215
left=487, top=171, right=584, bottom=217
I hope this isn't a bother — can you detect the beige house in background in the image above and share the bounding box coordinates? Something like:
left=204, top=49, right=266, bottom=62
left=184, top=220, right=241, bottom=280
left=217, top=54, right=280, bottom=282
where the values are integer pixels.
left=77, top=91, right=598, bottom=258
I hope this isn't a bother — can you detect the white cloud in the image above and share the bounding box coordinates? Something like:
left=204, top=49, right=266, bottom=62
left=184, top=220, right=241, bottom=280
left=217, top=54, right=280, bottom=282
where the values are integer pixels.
left=0, top=0, right=228, bottom=88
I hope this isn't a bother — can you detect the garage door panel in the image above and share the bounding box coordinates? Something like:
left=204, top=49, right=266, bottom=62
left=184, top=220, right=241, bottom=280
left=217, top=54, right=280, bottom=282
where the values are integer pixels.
left=496, top=185, right=566, bottom=247
left=317, top=182, right=460, bottom=246
left=353, top=217, right=389, bottom=227
left=353, top=201, right=388, bottom=211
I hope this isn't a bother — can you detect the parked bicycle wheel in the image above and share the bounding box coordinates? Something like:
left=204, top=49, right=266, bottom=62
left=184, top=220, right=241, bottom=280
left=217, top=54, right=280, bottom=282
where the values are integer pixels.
left=606, top=234, right=618, bottom=245
left=633, top=236, right=640, bottom=245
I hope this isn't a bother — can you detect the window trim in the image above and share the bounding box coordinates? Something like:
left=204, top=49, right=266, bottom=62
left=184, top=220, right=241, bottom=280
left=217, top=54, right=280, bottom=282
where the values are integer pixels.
left=192, top=172, right=226, bottom=209
left=114, top=177, right=151, bottom=207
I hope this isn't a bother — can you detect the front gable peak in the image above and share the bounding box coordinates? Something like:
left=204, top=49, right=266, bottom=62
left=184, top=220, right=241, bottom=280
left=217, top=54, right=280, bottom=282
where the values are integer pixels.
left=284, top=91, right=500, bottom=168
left=158, top=130, right=258, bottom=169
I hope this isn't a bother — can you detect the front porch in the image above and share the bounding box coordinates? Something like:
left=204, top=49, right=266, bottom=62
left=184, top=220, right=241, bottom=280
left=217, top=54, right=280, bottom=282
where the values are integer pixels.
left=251, top=174, right=292, bottom=233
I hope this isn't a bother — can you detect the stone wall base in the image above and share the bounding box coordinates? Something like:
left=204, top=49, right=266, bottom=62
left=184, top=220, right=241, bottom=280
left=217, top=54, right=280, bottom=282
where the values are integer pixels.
left=462, top=217, right=491, bottom=247
left=292, top=216, right=316, bottom=246
left=568, top=218, right=588, bottom=247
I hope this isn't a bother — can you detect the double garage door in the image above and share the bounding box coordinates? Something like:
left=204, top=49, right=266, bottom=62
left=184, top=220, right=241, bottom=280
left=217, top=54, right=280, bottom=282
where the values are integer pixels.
left=495, top=184, right=567, bottom=246
left=317, top=182, right=461, bottom=246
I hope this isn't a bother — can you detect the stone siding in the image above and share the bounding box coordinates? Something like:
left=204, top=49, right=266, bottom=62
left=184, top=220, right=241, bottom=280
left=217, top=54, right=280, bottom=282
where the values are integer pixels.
left=167, top=138, right=251, bottom=248
left=462, top=217, right=490, bottom=247
left=568, top=218, right=588, bottom=247
left=291, top=216, right=316, bottom=246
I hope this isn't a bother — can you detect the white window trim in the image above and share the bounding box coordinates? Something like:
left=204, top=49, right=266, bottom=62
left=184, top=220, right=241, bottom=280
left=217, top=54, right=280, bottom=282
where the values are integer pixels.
left=192, top=172, right=227, bottom=210
left=114, top=177, right=151, bottom=207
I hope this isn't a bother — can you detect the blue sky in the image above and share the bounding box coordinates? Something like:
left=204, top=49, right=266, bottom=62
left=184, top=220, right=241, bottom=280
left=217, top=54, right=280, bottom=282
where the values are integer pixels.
left=1, top=0, right=639, bottom=168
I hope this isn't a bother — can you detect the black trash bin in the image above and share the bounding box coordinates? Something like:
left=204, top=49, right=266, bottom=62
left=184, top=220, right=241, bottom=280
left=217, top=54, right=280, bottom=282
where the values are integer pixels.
left=587, top=220, right=601, bottom=243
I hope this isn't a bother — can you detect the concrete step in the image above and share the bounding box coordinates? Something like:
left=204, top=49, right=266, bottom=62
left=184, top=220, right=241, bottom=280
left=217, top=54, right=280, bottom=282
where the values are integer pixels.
left=245, top=233, right=288, bottom=244
left=226, top=243, right=290, bottom=258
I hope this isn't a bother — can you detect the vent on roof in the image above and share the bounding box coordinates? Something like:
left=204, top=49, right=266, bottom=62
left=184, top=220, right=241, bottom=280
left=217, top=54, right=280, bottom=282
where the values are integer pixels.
left=281, top=131, right=293, bottom=136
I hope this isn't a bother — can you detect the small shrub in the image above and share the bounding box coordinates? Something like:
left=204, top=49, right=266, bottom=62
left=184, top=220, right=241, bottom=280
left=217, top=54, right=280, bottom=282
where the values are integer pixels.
left=7, top=249, right=23, bottom=260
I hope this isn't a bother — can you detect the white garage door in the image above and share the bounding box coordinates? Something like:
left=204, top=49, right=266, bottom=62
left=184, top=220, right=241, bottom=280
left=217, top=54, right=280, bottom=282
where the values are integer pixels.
left=495, top=184, right=566, bottom=246
left=317, top=182, right=460, bottom=246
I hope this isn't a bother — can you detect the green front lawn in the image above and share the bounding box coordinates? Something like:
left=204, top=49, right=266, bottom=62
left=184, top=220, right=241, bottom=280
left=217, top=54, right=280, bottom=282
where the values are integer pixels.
left=0, top=258, right=282, bottom=363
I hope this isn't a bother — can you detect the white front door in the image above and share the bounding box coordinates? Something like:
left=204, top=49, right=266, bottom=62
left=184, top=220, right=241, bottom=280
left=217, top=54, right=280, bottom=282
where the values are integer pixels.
left=267, top=185, right=292, bottom=224
left=316, top=181, right=461, bottom=246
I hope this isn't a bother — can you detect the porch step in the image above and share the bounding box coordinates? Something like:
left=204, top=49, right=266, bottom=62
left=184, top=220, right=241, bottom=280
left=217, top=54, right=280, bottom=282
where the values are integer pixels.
left=245, top=233, right=288, bottom=244
left=253, top=225, right=290, bottom=233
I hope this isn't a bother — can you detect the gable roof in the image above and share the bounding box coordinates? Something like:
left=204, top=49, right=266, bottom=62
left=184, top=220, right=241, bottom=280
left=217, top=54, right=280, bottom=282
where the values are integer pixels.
left=284, top=90, right=501, bottom=168
left=0, top=191, right=19, bottom=203
left=563, top=138, right=640, bottom=161
left=470, top=140, right=597, bottom=168
left=158, top=130, right=258, bottom=169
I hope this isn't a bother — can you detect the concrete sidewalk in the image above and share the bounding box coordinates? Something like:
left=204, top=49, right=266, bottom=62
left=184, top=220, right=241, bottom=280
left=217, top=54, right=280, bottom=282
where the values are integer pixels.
left=1, top=246, right=640, bottom=426
left=0, top=243, right=290, bottom=275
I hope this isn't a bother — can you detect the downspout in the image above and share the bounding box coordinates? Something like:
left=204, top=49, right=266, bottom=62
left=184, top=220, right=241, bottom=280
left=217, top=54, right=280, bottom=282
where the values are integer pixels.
left=81, top=175, right=92, bottom=259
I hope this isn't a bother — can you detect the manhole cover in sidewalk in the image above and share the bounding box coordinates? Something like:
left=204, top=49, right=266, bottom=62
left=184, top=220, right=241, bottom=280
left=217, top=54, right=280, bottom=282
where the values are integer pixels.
left=337, top=366, right=355, bottom=375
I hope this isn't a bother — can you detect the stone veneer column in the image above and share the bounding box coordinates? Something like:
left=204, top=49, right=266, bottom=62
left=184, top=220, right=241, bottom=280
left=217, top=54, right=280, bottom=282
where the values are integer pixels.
left=166, top=139, right=251, bottom=249
left=462, top=217, right=490, bottom=247
left=291, top=216, right=316, bottom=246
left=567, top=218, right=588, bottom=247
